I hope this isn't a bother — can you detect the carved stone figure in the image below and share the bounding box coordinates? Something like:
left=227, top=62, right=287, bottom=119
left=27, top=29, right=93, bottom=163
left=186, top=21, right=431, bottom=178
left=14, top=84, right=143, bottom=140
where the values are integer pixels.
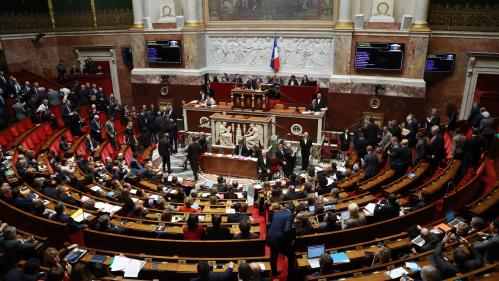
left=245, top=124, right=263, bottom=148
left=219, top=122, right=233, bottom=146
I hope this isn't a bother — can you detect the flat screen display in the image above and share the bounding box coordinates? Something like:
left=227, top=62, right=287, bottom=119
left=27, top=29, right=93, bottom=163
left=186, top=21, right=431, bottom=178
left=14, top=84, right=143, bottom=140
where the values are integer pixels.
left=425, top=54, right=455, bottom=72
left=355, top=42, right=405, bottom=71
left=146, top=40, right=182, bottom=64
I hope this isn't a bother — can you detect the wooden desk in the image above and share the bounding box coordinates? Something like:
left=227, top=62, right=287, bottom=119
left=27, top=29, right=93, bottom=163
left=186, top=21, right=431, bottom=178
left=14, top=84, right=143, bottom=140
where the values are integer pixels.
left=201, top=154, right=257, bottom=179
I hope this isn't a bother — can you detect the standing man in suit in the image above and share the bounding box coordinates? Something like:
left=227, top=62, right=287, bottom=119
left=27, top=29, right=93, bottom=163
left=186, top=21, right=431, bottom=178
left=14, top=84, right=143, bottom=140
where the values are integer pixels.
left=234, top=139, right=249, bottom=157
left=426, top=108, right=441, bottom=137
left=366, top=117, right=380, bottom=147
left=300, top=132, right=312, bottom=171
left=257, top=149, right=272, bottom=180
left=90, top=114, right=103, bottom=143
left=460, top=128, right=487, bottom=178
left=266, top=204, right=296, bottom=277
left=276, top=143, right=286, bottom=169
left=363, top=145, right=379, bottom=179
left=105, top=116, right=118, bottom=149
left=187, top=137, right=201, bottom=181
left=0, top=226, right=35, bottom=269
left=12, top=98, right=27, bottom=121
left=0, top=70, right=7, bottom=92
left=428, top=125, right=445, bottom=173
left=283, top=143, right=296, bottom=177
left=414, top=132, right=427, bottom=166
left=473, top=218, right=499, bottom=263
left=158, top=133, right=172, bottom=174
left=312, top=93, right=327, bottom=111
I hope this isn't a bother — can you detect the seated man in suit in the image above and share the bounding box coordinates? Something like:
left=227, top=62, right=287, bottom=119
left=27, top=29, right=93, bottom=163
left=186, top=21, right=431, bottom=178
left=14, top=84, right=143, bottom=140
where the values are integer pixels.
left=233, top=219, right=259, bottom=239
left=51, top=201, right=86, bottom=232
left=0, top=226, right=35, bottom=269
left=373, top=194, right=400, bottom=222
left=190, top=261, right=235, bottom=281
left=232, top=74, right=243, bottom=84
left=472, top=218, right=498, bottom=263
left=228, top=202, right=248, bottom=223
left=206, top=214, right=232, bottom=240
left=93, top=214, right=125, bottom=234
left=214, top=176, right=228, bottom=193
left=234, top=139, right=249, bottom=157
left=244, top=76, right=257, bottom=89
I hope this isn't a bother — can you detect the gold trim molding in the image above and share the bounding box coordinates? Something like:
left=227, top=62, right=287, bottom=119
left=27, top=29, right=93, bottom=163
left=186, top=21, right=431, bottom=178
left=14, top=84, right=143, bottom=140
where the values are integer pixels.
left=411, top=23, right=430, bottom=31
left=47, top=0, right=55, bottom=31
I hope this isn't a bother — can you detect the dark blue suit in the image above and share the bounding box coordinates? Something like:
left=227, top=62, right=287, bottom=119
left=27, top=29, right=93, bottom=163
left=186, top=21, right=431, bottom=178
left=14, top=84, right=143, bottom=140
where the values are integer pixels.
left=266, top=209, right=295, bottom=275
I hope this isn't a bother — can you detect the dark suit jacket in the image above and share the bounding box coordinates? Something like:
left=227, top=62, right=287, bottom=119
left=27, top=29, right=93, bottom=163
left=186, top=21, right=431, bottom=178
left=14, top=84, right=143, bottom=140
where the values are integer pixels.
left=363, top=152, right=379, bottom=178
left=429, top=133, right=445, bottom=161
left=232, top=77, right=243, bottom=84
left=313, top=98, right=326, bottom=111
left=158, top=138, right=171, bottom=157
left=266, top=209, right=294, bottom=248
left=300, top=138, right=312, bottom=156
left=189, top=267, right=233, bottom=281
left=414, top=139, right=427, bottom=164
left=426, top=116, right=441, bottom=136
left=257, top=155, right=271, bottom=172
left=431, top=242, right=483, bottom=278
left=206, top=226, right=232, bottom=240
left=366, top=123, right=380, bottom=145
left=473, top=234, right=499, bottom=263
left=276, top=149, right=285, bottom=166
left=187, top=142, right=201, bottom=165
left=0, top=238, right=35, bottom=268
left=233, top=145, right=249, bottom=157
left=62, top=105, right=72, bottom=124
left=462, top=136, right=486, bottom=166
left=288, top=79, right=299, bottom=86
left=373, top=201, right=400, bottom=221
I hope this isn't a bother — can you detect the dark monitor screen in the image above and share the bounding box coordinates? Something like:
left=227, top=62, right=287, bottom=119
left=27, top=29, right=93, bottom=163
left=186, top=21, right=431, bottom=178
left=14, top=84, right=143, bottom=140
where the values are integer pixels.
left=146, top=40, right=182, bottom=64
left=425, top=54, right=455, bottom=72
left=355, top=42, right=405, bottom=71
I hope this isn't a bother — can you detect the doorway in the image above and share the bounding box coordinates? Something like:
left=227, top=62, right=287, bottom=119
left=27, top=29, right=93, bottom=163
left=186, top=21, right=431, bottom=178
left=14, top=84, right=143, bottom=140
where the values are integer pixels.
left=460, top=53, right=499, bottom=119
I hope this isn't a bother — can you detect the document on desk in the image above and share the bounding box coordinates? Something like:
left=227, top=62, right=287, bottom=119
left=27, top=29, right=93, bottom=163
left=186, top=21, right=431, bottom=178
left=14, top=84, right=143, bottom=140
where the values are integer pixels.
left=124, top=259, right=146, bottom=278
left=110, top=256, right=129, bottom=271
left=71, top=209, right=91, bottom=222
left=385, top=267, right=408, bottom=279
left=308, top=258, right=320, bottom=269
left=364, top=203, right=376, bottom=216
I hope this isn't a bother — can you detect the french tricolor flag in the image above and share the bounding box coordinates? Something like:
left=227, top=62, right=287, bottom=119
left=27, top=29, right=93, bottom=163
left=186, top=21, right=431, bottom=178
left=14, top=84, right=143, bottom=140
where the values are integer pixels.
left=270, top=36, right=280, bottom=72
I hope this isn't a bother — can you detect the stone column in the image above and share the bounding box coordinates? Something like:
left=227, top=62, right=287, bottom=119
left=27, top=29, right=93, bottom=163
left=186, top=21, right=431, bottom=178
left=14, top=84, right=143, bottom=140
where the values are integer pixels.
left=412, top=0, right=430, bottom=30
left=185, top=0, right=203, bottom=28
left=337, top=0, right=353, bottom=28
left=131, top=0, right=144, bottom=29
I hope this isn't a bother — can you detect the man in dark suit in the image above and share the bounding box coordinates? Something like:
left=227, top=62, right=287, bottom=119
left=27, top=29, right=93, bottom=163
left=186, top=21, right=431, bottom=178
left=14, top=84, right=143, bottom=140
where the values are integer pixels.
left=187, top=137, right=201, bottom=180
left=205, top=81, right=215, bottom=97
left=373, top=194, right=400, bottom=222
left=206, top=214, right=232, bottom=240
left=245, top=76, right=257, bottom=89
left=312, top=93, right=327, bottom=111
left=266, top=204, right=296, bottom=277
left=283, top=143, right=296, bottom=177
left=78, top=84, right=91, bottom=105
left=363, top=145, right=379, bottom=179
left=199, top=90, right=208, bottom=102
left=232, top=74, right=243, bottom=84
left=405, top=114, right=419, bottom=147
left=0, top=70, right=7, bottom=91
left=158, top=133, right=172, bottom=174
left=90, top=114, right=102, bottom=143
left=84, top=134, right=99, bottom=153
left=425, top=108, right=441, bottom=137
left=283, top=186, right=304, bottom=201
left=300, top=132, right=312, bottom=170
left=287, top=75, right=299, bottom=86
left=234, top=139, right=249, bottom=157
left=51, top=201, right=86, bottom=232
left=366, top=117, right=380, bottom=147
left=414, top=132, right=427, bottom=166
left=62, top=100, right=73, bottom=126
left=1, top=258, right=42, bottom=281
left=428, top=125, right=445, bottom=173
left=431, top=234, right=483, bottom=278
left=276, top=143, right=286, bottom=168
left=215, top=176, right=228, bottom=192
left=190, top=261, right=234, bottom=281
left=257, top=150, right=272, bottom=180
left=0, top=226, right=35, bottom=269
left=473, top=218, right=499, bottom=263
left=460, top=128, right=487, bottom=177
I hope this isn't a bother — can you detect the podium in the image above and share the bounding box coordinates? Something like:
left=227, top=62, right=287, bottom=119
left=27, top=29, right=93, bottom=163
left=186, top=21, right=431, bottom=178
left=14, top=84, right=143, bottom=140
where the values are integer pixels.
left=230, top=88, right=269, bottom=111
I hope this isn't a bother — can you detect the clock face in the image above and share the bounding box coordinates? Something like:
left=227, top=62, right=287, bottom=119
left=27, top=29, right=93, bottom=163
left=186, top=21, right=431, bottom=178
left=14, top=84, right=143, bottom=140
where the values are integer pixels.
left=369, top=97, right=381, bottom=109
left=160, top=86, right=169, bottom=96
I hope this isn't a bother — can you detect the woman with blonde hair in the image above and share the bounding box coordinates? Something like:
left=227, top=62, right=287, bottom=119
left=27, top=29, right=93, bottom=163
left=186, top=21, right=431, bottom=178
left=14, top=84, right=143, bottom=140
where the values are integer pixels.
left=125, top=121, right=137, bottom=150
left=341, top=203, right=366, bottom=229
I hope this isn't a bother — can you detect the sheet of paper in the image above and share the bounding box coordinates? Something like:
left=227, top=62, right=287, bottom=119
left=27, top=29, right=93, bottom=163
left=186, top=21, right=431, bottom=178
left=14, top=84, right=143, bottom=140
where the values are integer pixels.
left=123, top=259, right=146, bottom=278
left=364, top=203, right=376, bottom=216
left=259, top=263, right=265, bottom=270
left=385, top=267, right=408, bottom=279
left=110, top=256, right=130, bottom=271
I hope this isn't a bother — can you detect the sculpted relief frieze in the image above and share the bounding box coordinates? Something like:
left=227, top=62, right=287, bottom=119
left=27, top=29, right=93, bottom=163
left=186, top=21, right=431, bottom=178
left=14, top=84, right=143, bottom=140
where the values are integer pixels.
left=206, top=36, right=334, bottom=72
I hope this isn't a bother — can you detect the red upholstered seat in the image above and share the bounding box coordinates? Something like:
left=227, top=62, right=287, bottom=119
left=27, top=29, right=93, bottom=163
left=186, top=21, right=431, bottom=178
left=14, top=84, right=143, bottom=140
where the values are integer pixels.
left=270, top=157, right=280, bottom=173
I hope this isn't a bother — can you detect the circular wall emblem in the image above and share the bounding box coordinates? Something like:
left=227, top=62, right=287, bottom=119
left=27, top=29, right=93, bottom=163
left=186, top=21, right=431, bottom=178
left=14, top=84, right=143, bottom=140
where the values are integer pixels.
left=291, top=124, right=303, bottom=136
left=199, top=117, right=210, bottom=128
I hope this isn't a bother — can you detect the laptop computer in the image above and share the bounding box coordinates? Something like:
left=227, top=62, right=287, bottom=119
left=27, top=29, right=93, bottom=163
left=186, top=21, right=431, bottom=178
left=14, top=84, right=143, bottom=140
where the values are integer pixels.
left=445, top=211, right=466, bottom=228
left=408, top=225, right=425, bottom=247
left=307, top=244, right=325, bottom=269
